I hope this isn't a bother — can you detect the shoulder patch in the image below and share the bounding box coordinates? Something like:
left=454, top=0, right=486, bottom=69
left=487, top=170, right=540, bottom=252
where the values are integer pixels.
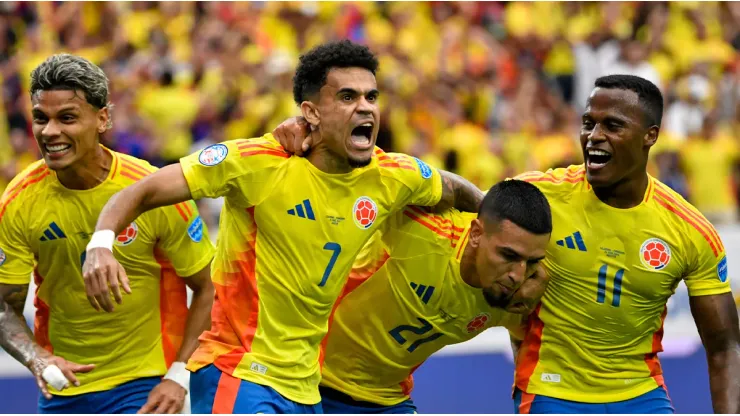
left=188, top=216, right=204, bottom=243
left=199, top=144, right=229, bottom=166
left=0, top=248, right=6, bottom=266
left=717, top=256, right=728, bottom=283
left=414, top=157, right=433, bottom=179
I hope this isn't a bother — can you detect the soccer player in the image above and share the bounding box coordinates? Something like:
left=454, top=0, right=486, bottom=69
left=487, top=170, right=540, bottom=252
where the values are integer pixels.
left=511, top=75, right=740, bottom=413
left=0, top=54, right=216, bottom=414
left=317, top=180, right=552, bottom=414
left=82, top=40, right=482, bottom=413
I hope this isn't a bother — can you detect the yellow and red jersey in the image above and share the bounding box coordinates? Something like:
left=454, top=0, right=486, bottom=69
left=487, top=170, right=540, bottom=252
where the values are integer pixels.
left=320, top=207, right=525, bottom=406
left=514, top=165, right=730, bottom=403
left=0, top=148, right=215, bottom=395
left=181, top=135, right=443, bottom=405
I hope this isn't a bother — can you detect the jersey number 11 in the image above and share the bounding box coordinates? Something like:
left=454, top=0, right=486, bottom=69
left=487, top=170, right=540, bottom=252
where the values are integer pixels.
left=596, top=263, right=625, bottom=307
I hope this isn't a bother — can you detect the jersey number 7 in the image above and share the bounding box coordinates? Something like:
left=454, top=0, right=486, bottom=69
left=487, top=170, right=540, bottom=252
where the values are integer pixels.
left=319, top=242, right=342, bottom=287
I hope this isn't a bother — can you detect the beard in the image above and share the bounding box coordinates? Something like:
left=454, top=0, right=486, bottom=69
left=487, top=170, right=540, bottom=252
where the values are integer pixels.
left=482, top=286, right=512, bottom=308
left=348, top=155, right=372, bottom=168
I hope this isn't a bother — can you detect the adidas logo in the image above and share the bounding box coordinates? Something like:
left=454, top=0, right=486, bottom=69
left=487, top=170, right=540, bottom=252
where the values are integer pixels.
left=410, top=282, right=435, bottom=304
left=287, top=199, right=315, bottom=220
left=40, top=222, right=67, bottom=241
left=556, top=231, right=586, bottom=251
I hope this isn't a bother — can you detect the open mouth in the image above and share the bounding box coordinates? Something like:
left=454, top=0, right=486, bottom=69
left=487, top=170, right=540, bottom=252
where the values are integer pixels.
left=45, top=143, right=72, bottom=157
left=586, top=148, right=612, bottom=169
left=350, top=123, right=374, bottom=150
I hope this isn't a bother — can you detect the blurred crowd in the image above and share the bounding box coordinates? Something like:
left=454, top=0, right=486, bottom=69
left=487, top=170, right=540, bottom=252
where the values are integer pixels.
left=0, top=1, right=738, bottom=229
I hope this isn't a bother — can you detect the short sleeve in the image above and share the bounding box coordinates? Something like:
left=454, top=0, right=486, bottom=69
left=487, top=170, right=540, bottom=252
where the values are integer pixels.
left=0, top=204, right=33, bottom=285
left=683, top=231, right=731, bottom=297
left=153, top=201, right=216, bottom=278
left=379, top=153, right=442, bottom=210
left=179, top=135, right=290, bottom=205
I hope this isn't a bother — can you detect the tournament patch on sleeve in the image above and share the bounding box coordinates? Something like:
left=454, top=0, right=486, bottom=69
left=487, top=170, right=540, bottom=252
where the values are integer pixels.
left=198, top=143, right=229, bottom=166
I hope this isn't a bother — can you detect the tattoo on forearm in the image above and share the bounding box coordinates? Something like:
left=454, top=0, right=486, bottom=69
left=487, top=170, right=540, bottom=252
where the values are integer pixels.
left=440, top=171, right=485, bottom=213
left=0, top=286, right=38, bottom=366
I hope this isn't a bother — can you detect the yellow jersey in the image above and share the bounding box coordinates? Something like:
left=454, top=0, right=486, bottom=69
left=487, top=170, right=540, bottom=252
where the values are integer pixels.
left=0, top=148, right=215, bottom=395
left=321, top=206, right=524, bottom=406
left=514, top=165, right=730, bottom=403
left=181, top=135, right=443, bottom=405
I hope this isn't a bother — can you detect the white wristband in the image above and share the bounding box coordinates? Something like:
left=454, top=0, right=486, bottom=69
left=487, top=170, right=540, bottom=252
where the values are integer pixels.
left=164, top=361, right=190, bottom=392
left=86, top=230, right=115, bottom=252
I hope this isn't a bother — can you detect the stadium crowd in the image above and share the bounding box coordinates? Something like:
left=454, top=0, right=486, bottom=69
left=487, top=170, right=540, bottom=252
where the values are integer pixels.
left=0, top=1, right=737, bottom=230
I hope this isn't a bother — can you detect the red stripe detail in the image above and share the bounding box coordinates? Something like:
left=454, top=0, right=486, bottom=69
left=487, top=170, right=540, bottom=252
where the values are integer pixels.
left=0, top=170, right=50, bottom=222
left=237, top=143, right=280, bottom=151
left=377, top=155, right=391, bottom=161
left=407, top=206, right=465, bottom=232
left=121, top=157, right=156, bottom=173
left=379, top=162, right=415, bottom=171
left=515, top=304, right=544, bottom=392
left=320, top=251, right=390, bottom=368
left=120, top=160, right=152, bottom=177
left=653, top=196, right=719, bottom=257
left=156, top=253, right=188, bottom=367
left=6, top=166, right=47, bottom=194
left=212, top=371, right=241, bottom=414
left=119, top=171, right=143, bottom=182
left=183, top=202, right=193, bottom=217
left=517, top=168, right=585, bottom=183
left=174, top=203, right=189, bottom=222
left=33, top=270, right=52, bottom=353
left=518, top=392, right=535, bottom=414
left=455, top=228, right=471, bottom=260
left=240, top=150, right=289, bottom=158
left=653, top=185, right=723, bottom=252
left=110, top=154, right=119, bottom=179
left=403, top=209, right=459, bottom=244
left=644, top=306, right=667, bottom=387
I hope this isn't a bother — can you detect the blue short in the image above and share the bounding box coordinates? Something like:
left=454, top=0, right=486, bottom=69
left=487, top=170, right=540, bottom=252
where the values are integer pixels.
left=38, top=376, right=160, bottom=414
left=320, top=386, right=417, bottom=414
left=190, top=364, right=322, bottom=414
left=514, top=386, right=674, bottom=414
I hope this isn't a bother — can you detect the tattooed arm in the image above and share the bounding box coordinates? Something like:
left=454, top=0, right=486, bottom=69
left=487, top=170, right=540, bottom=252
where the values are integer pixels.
left=0, top=284, right=37, bottom=364
left=0, top=284, right=95, bottom=399
left=436, top=170, right=486, bottom=214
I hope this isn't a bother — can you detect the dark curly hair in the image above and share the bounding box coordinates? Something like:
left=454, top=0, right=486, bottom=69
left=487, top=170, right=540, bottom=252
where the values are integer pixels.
left=292, top=40, right=379, bottom=105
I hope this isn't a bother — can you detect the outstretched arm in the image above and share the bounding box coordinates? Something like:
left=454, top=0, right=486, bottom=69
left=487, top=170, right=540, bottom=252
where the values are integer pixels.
left=96, top=164, right=193, bottom=236
left=690, top=292, right=740, bottom=413
left=436, top=170, right=485, bottom=214
left=0, top=284, right=94, bottom=398
left=82, top=164, right=193, bottom=312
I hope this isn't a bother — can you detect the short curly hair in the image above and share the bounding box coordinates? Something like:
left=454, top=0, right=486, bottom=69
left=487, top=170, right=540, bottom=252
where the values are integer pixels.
left=292, top=40, right=379, bottom=105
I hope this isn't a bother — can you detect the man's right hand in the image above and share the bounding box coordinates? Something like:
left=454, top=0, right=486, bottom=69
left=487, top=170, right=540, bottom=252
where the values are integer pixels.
left=272, top=116, right=313, bottom=156
left=28, top=350, right=95, bottom=399
left=81, top=248, right=131, bottom=312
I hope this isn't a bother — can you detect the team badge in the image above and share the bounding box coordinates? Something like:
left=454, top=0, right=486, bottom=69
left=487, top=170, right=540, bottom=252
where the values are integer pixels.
left=352, top=196, right=378, bottom=229
left=640, top=238, right=671, bottom=270
left=0, top=248, right=6, bottom=266
left=188, top=216, right=204, bottom=243
left=717, top=256, right=728, bottom=283
left=198, top=144, right=228, bottom=166
left=466, top=313, right=491, bottom=333
left=114, top=222, right=138, bottom=246
left=414, top=157, right=433, bottom=179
